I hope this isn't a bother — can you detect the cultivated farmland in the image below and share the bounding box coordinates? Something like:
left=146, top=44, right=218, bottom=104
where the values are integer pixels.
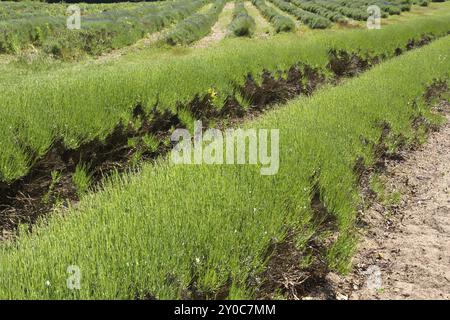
left=0, top=0, right=449, bottom=302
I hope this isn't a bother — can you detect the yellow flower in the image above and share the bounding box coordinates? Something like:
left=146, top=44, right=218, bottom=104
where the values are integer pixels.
left=207, top=87, right=217, bottom=99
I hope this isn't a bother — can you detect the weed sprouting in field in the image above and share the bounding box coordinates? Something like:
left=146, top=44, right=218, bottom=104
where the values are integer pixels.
left=142, top=134, right=160, bottom=153
left=72, top=163, right=92, bottom=197
left=42, top=170, right=61, bottom=205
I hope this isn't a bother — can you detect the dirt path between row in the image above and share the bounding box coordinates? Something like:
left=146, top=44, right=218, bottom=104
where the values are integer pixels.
left=194, top=2, right=235, bottom=48
left=244, top=1, right=274, bottom=37
left=330, top=101, right=450, bottom=300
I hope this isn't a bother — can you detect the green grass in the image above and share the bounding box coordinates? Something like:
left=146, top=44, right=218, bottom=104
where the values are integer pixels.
left=0, top=1, right=130, bottom=20
left=313, top=0, right=370, bottom=20
left=164, top=0, right=226, bottom=45
left=244, top=1, right=274, bottom=36
left=72, top=163, right=93, bottom=197
left=0, top=0, right=206, bottom=58
left=0, top=35, right=448, bottom=299
left=369, top=174, right=402, bottom=206
left=268, top=0, right=332, bottom=29
left=0, top=12, right=449, bottom=183
left=384, top=0, right=450, bottom=24
left=229, top=0, right=256, bottom=37
left=251, top=0, right=296, bottom=32
left=289, top=0, right=347, bottom=22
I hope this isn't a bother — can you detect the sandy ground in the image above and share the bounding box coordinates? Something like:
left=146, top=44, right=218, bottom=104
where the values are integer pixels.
left=331, top=100, right=450, bottom=300
left=194, top=2, right=235, bottom=48
left=244, top=1, right=274, bottom=37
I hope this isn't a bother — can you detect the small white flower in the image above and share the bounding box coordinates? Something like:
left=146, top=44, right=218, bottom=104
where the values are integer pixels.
left=195, top=257, right=201, bottom=264
left=45, top=280, right=51, bottom=287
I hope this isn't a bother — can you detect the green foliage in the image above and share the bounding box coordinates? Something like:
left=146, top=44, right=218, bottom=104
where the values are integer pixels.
left=0, top=35, right=449, bottom=298
left=268, top=0, right=332, bottom=29
left=229, top=0, right=256, bottom=37
left=142, top=134, right=160, bottom=153
left=42, top=170, right=62, bottom=205
left=165, top=0, right=226, bottom=45
left=369, top=174, right=402, bottom=205
left=72, top=163, right=93, bottom=197
left=314, top=0, right=370, bottom=21
left=0, top=14, right=449, bottom=183
left=413, top=0, right=430, bottom=6
left=289, top=0, right=347, bottom=22
left=0, top=0, right=205, bottom=58
left=331, top=0, right=415, bottom=18
left=252, top=0, right=296, bottom=32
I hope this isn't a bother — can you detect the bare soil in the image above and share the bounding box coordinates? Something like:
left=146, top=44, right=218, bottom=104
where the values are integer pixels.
left=194, top=2, right=235, bottom=48
left=347, top=101, right=450, bottom=300
left=254, top=83, right=450, bottom=300
left=326, top=100, right=450, bottom=300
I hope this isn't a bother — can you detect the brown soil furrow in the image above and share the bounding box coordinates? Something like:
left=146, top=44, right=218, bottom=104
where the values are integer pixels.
left=347, top=101, right=450, bottom=300
left=0, top=34, right=439, bottom=241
